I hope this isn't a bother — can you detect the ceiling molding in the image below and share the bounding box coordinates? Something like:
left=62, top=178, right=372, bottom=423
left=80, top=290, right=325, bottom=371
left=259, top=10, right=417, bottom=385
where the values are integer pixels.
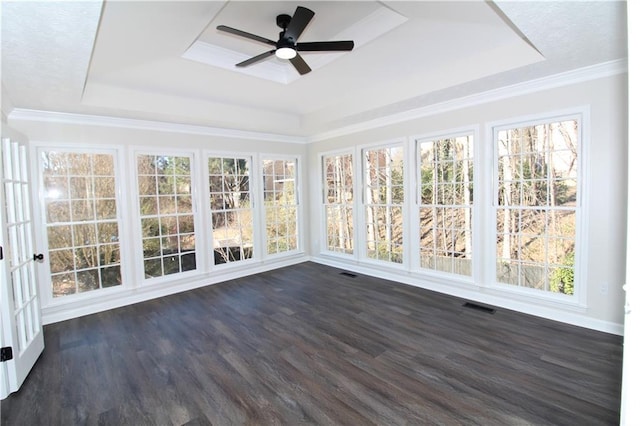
left=7, top=59, right=626, bottom=144
left=7, top=109, right=308, bottom=144
left=309, top=59, right=628, bottom=142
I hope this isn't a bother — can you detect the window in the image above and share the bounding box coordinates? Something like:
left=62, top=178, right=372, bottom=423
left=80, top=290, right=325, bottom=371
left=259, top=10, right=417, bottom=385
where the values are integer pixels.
left=363, top=145, right=404, bottom=263
left=323, top=153, right=354, bottom=254
left=208, top=156, right=253, bottom=264
left=136, top=154, right=196, bottom=278
left=418, top=135, right=473, bottom=276
left=41, top=151, right=122, bottom=297
left=494, top=118, right=579, bottom=296
left=263, top=158, right=298, bottom=255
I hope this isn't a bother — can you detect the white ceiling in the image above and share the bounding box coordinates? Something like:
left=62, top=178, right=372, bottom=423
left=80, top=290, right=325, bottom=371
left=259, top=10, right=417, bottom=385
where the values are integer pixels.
left=1, top=1, right=628, bottom=138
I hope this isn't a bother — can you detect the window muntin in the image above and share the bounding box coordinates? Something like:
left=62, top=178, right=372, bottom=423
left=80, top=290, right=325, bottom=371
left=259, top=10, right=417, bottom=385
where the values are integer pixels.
left=137, top=154, right=196, bottom=278
left=495, top=119, right=579, bottom=295
left=418, top=135, right=473, bottom=276
left=208, top=156, right=253, bottom=264
left=363, top=146, right=404, bottom=263
left=41, top=151, right=122, bottom=297
left=263, top=158, right=298, bottom=255
left=323, top=153, right=354, bottom=254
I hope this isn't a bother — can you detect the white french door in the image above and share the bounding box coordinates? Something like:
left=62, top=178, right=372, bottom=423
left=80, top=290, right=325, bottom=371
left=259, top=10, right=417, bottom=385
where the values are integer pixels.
left=0, top=137, right=44, bottom=400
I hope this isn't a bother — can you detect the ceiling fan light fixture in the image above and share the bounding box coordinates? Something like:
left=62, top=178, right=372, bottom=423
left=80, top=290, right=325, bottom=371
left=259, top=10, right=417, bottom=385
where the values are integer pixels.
left=275, top=47, right=296, bottom=59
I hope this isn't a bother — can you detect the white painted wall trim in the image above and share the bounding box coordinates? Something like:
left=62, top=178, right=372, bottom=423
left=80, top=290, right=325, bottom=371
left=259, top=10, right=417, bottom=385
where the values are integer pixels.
left=8, top=109, right=308, bottom=144
left=309, top=59, right=628, bottom=142
left=7, top=60, right=626, bottom=145
left=311, top=256, right=624, bottom=336
left=41, top=255, right=310, bottom=325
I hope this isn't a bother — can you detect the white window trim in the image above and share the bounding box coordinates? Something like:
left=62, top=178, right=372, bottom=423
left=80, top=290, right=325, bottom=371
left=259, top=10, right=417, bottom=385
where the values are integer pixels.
left=30, top=142, right=131, bottom=309
left=258, top=153, right=304, bottom=259
left=319, top=147, right=357, bottom=258
left=409, top=125, right=480, bottom=285
left=485, top=106, right=590, bottom=308
left=201, top=151, right=259, bottom=271
left=358, top=138, right=408, bottom=270
left=129, top=147, right=202, bottom=286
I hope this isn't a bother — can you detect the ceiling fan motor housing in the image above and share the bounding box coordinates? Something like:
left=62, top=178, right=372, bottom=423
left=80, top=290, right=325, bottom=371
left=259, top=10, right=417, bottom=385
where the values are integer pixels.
left=277, top=36, right=295, bottom=50
left=276, top=14, right=292, bottom=29
left=276, top=14, right=295, bottom=49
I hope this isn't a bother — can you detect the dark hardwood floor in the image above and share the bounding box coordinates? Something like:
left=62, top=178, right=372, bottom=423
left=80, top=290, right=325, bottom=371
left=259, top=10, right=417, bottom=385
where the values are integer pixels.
left=1, top=262, right=623, bottom=425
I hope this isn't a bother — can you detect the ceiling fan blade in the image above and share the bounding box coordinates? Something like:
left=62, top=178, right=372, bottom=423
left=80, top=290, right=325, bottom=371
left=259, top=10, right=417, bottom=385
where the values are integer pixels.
left=289, top=54, right=311, bottom=75
left=284, top=6, right=315, bottom=42
left=296, top=41, right=355, bottom=52
left=236, top=50, right=276, bottom=67
left=217, top=25, right=277, bottom=46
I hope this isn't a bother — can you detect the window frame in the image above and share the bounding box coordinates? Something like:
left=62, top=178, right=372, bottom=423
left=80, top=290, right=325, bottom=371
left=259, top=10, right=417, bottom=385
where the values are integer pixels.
left=203, top=151, right=258, bottom=269
left=131, top=148, right=202, bottom=285
left=359, top=139, right=408, bottom=268
left=412, top=128, right=477, bottom=282
left=320, top=148, right=357, bottom=257
left=487, top=107, right=589, bottom=307
left=259, top=154, right=303, bottom=259
left=34, top=144, right=130, bottom=307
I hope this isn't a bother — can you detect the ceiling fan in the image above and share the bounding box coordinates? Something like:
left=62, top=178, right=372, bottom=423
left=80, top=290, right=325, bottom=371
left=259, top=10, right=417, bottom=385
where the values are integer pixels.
left=216, top=6, right=355, bottom=75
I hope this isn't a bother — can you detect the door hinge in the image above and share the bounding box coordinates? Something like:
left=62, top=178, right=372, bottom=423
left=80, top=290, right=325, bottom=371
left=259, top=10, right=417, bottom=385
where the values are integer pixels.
left=0, top=245, right=3, bottom=260
left=0, top=346, right=13, bottom=362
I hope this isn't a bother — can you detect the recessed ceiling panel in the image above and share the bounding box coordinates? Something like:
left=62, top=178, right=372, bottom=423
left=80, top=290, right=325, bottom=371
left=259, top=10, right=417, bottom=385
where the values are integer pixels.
left=184, top=1, right=407, bottom=84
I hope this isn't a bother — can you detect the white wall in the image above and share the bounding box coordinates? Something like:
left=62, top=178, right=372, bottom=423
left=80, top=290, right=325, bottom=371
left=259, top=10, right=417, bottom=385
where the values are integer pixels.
left=308, top=73, right=628, bottom=333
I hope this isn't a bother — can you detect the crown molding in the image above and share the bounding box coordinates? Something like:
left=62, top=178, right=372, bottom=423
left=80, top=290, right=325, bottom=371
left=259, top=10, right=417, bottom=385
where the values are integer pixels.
left=309, top=58, right=628, bottom=142
left=7, top=59, right=626, bottom=144
left=7, top=109, right=309, bottom=144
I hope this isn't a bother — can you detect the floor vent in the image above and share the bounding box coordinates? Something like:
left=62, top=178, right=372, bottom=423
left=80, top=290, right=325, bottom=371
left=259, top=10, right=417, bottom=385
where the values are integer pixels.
left=339, top=272, right=358, bottom=278
left=463, top=302, right=496, bottom=314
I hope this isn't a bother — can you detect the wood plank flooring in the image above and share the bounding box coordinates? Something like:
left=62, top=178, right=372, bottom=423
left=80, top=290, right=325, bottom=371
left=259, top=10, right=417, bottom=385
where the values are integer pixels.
left=1, top=262, right=623, bottom=425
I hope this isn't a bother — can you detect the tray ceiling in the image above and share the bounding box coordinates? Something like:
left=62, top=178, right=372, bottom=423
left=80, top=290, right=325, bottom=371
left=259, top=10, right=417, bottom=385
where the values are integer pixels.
left=1, top=1, right=628, bottom=137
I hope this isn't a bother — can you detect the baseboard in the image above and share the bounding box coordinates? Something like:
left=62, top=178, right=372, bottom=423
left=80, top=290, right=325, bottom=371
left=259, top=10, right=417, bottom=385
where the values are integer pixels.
left=41, top=256, right=310, bottom=325
left=311, top=256, right=624, bottom=336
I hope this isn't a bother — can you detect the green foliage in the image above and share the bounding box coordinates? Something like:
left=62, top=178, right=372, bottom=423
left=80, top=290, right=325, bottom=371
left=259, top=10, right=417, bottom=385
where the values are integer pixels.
left=550, top=252, right=575, bottom=295
left=378, top=168, right=405, bottom=204
left=420, top=138, right=473, bottom=206
left=421, top=168, right=434, bottom=203
left=265, top=180, right=298, bottom=254
left=553, top=180, right=574, bottom=205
